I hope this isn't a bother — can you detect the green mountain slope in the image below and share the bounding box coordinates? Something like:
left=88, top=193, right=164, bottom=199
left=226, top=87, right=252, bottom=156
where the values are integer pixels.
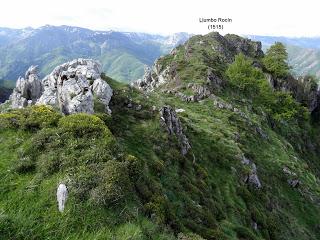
left=1, top=33, right=320, bottom=240
left=0, top=26, right=190, bottom=83
left=286, top=45, right=320, bottom=77
left=249, top=35, right=320, bottom=78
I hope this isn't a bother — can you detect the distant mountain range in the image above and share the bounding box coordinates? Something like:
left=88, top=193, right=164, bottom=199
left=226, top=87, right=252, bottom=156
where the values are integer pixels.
left=0, top=25, right=191, bottom=84
left=1, top=26, right=320, bottom=88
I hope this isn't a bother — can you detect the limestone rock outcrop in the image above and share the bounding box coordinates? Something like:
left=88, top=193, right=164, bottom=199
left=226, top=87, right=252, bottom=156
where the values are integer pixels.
left=7, top=59, right=113, bottom=114
left=132, top=32, right=262, bottom=96
left=10, top=65, right=42, bottom=108
left=241, top=157, right=262, bottom=189
left=160, top=106, right=191, bottom=155
left=37, top=59, right=113, bottom=114
left=133, top=62, right=178, bottom=92
left=57, top=70, right=94, bottom=114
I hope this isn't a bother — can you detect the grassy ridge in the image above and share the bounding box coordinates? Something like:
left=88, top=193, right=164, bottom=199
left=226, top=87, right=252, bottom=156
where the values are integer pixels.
left=1, top=33, right=320, bottom=239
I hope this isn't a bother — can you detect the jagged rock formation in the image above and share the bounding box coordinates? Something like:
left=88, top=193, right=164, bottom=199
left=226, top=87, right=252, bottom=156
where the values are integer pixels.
left=266, top=73, right=320, bottom=115
left=133, top=32, right=263, bottom=96
left=7, top=59, right=113, bottom=114
left=133, top=63, right=178, bottom=92
left=38, top=59, right=112, bottom=114
left=57, top=183, right=68, bottom=212
left=223, top=34, right=264, bottom=61
left=9, top=65, right=42, bottom=108
left=160, top=106, right=191, bottom=155
left=241, top=157, right=262, bottom=189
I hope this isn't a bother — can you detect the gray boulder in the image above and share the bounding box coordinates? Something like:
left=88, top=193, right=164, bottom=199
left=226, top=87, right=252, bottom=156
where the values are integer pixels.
left=37, top=58, right=113, bottom=114
left=241, top=157, right=262, bottom=189
left=10, top=65, right=42, bottom=108
left=57, top=71, right=94, bottom=114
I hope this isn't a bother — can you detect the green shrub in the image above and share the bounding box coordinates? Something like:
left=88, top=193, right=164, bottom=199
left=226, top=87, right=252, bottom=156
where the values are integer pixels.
left=94, top=112, right=112, bottom=126
left=125, top=154, right=144, bottom=181
left=226, top=53, right=308, bottom=123
left=0, top=113, right=21, bottom=129
left=14, top=156, right=36, bottom=174
left=144, top=195, right=168, bottom=224
left=36, top=153, right=61, bottom=177
left=93, top=97, right=107, bottom=113
left=271, top=92, right=309, bottom=122
left=22, top=105, right=61, bottom=129
left=69, top=165, right=100, bottom=201
left=0, top=105, right=61, bottom=130
left=58, top=113, right=112, bottom=138
left=177, top=232, right=205, bottom=240
left=29, top=128, right=64, bottom=152
left=90, top=160, right=132, bottom=206
left=226, top=53, right=265, bottom=96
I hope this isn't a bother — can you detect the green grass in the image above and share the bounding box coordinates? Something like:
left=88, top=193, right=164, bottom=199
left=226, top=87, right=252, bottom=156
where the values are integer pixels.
left=1, top=32, right=320, bottom=239
left=1, top=74, right=320, bottom=239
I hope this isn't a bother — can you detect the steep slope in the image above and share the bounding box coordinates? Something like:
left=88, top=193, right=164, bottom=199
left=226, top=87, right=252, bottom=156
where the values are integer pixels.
left=286, top=45, right=320, bottom=77
left=1, top=32, right=320, bottom=240
left=0, top=25, right=191, bottom=83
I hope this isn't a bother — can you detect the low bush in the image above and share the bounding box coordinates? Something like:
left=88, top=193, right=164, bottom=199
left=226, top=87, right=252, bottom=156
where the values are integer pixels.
left=0, top=113, right=21, bottom=129
left=0, top=105, right=61, bottom=130
left=90, top=160, right=133, bottom=206
left=21, top=105, right=61, bottom=130
left=58, top=113, right=112, bottom=139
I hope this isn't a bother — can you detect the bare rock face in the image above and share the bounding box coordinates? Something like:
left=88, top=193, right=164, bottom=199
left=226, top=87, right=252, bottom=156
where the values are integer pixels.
left=132, top=62, right=178, bottom=92
left=57, top=183, right=68, bottom=212
left=160, top=106, right=191, bottom=155
left=241, top=157, right=262, bottom=189
left=10, top=65, right=42, bottom=108
left=37, top=59, right=113, bottom=114
left=57, top=71, right=94, bottom=114
left=92, top=78, right=113, bottom=113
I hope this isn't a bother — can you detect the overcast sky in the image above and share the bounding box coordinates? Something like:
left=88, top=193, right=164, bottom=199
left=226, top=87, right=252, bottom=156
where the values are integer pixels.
left=0, top=0, right=319, bottom=37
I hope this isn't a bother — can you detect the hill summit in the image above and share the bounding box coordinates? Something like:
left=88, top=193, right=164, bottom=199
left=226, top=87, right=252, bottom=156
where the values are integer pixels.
left=0, top=32, right=320, bottom=240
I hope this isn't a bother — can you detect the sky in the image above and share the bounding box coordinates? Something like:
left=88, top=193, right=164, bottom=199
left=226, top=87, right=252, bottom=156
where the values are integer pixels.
left=0, top=0, right=319, bottom=37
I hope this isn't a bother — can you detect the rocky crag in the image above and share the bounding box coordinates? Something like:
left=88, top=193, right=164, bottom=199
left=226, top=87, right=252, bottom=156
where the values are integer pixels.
left=135, top=32, right=320, bottom=117
left=9, top=65, right=42, bottom=108
left=7, top=59, right=113, bottom=114
left=1, top=32, right=320, bottom=240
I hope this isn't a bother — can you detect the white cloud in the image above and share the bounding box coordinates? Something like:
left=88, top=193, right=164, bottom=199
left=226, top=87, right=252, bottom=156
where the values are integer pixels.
left=0, top=0, right=319, bottom=36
